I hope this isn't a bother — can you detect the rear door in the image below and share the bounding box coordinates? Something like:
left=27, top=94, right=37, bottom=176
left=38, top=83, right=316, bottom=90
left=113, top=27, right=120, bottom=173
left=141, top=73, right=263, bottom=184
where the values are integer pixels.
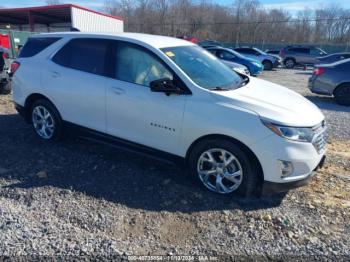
left=43, top=38, right=112, bottom=133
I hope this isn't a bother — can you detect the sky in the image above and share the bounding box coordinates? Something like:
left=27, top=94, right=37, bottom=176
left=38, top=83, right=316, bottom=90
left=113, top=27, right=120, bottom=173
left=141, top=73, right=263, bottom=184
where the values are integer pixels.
left=1, top=0, right=349, bottom=13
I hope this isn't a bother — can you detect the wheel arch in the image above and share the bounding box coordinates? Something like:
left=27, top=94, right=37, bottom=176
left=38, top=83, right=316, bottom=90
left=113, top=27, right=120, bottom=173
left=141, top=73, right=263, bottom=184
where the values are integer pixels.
left=284, top=57, right=296, bottom=63
left=333, top=82, right=350, bottom=96
left=185, top=134, right=264, bottom=183
left=24, top=93, right=60, bottom=123
left=262, top=59, right=272, bottom=64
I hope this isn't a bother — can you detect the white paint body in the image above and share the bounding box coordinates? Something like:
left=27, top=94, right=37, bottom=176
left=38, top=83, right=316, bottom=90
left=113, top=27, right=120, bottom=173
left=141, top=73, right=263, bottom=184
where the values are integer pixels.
left=12, top=32, right=326, bottom=184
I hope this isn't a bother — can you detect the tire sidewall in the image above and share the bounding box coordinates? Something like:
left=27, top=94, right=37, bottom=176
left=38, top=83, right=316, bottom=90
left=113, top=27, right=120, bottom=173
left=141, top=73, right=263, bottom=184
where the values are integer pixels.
left=263, top=60, right=273, bottom=70
left=188, top=139, right=258, bottom=196
left=284, top=58, right=295, bottom=69
left=30, top=99, right=62, bottom=141
left=334, top=85, right=350, bottom=106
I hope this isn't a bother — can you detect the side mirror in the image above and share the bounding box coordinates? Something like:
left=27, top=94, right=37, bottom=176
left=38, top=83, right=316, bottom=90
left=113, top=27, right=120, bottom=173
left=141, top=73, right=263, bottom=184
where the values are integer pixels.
left=150, top=78, right=182, bottom=95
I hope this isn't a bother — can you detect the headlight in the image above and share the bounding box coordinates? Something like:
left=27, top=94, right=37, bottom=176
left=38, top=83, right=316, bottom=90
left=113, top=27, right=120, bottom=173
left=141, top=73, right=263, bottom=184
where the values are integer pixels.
left=262, top=121, right=314, bottom=142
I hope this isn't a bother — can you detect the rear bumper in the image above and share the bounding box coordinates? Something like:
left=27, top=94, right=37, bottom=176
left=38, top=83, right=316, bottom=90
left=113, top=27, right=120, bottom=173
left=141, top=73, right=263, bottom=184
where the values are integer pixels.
left=262, top=155, right=326, bottom=195
left=308, top=76, right=334, bottom=95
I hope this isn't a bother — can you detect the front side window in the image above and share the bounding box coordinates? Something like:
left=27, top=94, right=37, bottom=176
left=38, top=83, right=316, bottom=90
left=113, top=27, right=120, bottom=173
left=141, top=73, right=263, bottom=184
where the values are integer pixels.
left=162, top=46, right=242, bottom=90
left=219, top=50, right=236, bottom=60
left=52, top=38, right=110, bottom=76
left=115, top=42, right=173, bottom=87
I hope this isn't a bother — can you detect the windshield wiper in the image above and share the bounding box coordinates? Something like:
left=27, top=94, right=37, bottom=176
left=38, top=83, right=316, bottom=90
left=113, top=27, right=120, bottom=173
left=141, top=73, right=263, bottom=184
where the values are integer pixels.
left=209, top=86, right=230, bottom=91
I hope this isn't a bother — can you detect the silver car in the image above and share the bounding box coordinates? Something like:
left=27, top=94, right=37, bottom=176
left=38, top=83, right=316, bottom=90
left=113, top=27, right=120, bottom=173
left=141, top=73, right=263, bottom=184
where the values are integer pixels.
left=308, top=58, right=350, bottom=106
left=281, top=46, right=327, bottom=68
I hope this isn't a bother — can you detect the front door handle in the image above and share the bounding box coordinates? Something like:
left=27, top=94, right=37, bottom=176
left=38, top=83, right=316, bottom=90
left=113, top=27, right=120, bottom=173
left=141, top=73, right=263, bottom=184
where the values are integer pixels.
left=111, top=87, right=125, bottom=95
left=50, top=71, right=60, bottom=78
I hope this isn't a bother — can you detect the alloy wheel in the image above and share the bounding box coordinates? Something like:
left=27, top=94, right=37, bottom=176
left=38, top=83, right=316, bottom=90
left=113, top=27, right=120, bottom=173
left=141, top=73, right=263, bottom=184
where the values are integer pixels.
left=32, top=105, right=55, bottom=139
left=197, top=148, right=243, bottom=194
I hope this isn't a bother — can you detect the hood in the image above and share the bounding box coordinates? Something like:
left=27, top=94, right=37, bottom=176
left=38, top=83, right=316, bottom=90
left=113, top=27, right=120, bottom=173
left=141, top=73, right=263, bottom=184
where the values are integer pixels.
left=244, top=57, right=262, bottom=64
left=221, top=60, right=246, bottom=69
left=212, top=77, right=324, bottom=127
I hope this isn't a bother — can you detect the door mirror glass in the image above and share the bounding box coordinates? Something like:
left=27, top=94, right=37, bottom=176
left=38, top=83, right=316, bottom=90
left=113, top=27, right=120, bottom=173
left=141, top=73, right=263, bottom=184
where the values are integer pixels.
left=150, top=78, right=181, bottom=95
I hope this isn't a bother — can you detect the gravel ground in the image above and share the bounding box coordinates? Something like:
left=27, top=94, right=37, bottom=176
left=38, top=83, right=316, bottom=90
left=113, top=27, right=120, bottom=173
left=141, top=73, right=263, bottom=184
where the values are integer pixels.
left=0, top=69, right=349, bottom=260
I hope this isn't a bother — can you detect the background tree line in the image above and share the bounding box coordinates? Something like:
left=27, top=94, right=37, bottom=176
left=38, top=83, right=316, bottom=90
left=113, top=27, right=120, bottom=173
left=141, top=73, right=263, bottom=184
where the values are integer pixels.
left=103, top=0, right=350, bottom=46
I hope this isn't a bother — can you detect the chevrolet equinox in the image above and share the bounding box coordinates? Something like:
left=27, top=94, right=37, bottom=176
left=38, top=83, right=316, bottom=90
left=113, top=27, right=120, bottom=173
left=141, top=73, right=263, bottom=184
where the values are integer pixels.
left=12, top=33, right=327, bottom=196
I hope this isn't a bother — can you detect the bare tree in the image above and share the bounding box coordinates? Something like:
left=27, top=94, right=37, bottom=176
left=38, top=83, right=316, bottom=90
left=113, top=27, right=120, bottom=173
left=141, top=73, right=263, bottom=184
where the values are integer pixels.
left=46, top=0, right=61, bottom=5
left=103, top=0, right=350, bottom=46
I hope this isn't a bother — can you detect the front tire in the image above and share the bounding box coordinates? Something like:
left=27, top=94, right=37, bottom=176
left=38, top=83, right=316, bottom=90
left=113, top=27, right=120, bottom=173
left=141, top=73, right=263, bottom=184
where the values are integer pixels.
left=188, top=139, right=259, bottom=196
left=284, top=58, right=295, bottom=69
left=334, top=84, right=350, bottom=106
left=0, top=81, right=11, bottom=95
left=263, top=60, right=273, bottom=71
left=30, top=99, right=63, bottom=141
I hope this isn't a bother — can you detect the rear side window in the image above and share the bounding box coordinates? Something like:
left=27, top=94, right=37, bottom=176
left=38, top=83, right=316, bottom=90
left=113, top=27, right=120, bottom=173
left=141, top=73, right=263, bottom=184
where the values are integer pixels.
left=52, top=38, right=110, bottom=77
left=19, top=37, right=60, bottom=58
left=288, top=48, right=310, bottom=54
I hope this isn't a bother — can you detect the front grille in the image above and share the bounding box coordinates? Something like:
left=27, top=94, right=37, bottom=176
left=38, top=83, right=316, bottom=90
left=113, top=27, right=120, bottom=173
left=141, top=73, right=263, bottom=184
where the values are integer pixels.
left=312, top=121, right=327, bottom=154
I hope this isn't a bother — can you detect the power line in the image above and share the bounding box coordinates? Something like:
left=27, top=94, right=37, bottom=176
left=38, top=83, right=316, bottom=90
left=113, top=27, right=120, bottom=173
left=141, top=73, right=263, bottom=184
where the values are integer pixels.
left=127, top=16, right=350, bottom=27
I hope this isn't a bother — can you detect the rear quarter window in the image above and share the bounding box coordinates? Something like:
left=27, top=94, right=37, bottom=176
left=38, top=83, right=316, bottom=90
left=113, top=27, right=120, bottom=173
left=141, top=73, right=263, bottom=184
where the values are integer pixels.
left=52, top=38, right=111, bottom=77
left=19, top=37, right=61, bottom=58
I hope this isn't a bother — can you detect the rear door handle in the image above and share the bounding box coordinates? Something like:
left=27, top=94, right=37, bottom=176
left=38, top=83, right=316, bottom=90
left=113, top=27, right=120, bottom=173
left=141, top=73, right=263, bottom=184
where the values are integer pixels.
left=51, top=71, right=60, bottom=78
left=111, top=87, right=125, bottom=95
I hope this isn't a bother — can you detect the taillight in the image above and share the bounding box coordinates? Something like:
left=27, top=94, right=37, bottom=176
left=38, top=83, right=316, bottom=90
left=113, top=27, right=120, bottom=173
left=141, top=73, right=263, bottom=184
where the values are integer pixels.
left=2, top=52, right=9, bottom=59
left=314, top=67, right=325, bottom=76
left=10, top=61, right=21, bottom=75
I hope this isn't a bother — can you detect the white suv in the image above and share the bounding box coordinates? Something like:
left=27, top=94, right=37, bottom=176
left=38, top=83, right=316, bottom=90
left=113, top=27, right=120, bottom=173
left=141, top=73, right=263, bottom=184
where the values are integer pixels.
left=12, top=33, right=326, bottom=196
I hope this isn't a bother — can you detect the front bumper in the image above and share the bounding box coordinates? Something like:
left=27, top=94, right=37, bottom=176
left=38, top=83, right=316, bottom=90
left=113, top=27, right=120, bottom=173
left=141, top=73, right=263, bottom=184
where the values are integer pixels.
left=273, top=60, right=282, bottom=67
left=262, top=155, right=326, bottom=195
left=250, top=124, right=327, bottom=193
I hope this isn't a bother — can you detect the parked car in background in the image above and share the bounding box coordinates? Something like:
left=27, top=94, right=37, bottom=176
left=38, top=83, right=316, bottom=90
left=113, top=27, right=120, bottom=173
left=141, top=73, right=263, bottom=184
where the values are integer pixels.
left=0, top=47, right=11, bottom=94
left=198, top=40, right=222, bottom=49
left=206, top=46, right=263, bottom=76
left=309, top=58, right=350, bottom=106
left=265, top=49, right=282, bottom=60
left=233, top=47, right=281, bottom=70
left=265, top=50, right=280, bottom=55
left=280, top=46, right=327, bottom=68
left=316, top=52, right=350, bottom=65
left=12, top=33, right=326, bottom=196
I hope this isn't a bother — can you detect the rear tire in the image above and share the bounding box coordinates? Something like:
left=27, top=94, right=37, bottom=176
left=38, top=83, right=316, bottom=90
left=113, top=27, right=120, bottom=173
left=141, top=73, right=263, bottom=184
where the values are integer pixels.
left=188, top=139, right=259, bottom=197
left=284, top=58, right=295, bottom=69
left=0, top=81, right=11, bottom=95
left=263, top=60, right=273, bottom=71
left=334, top=84, right=350, bottom=106
left=30, top=99, right=63, bottom=141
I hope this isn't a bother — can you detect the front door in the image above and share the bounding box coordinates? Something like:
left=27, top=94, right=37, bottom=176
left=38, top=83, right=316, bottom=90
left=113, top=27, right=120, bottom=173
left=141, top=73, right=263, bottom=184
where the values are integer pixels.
left=106, top=42, right=188, bottom=155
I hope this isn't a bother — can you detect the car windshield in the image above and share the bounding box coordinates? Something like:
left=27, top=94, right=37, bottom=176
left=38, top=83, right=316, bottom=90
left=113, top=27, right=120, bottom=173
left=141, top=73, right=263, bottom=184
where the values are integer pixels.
left=253, top=47, right=267, bottom=55
left=162, top=46, right=242, bottom=90
left=226, top=49, right=246, bottom=59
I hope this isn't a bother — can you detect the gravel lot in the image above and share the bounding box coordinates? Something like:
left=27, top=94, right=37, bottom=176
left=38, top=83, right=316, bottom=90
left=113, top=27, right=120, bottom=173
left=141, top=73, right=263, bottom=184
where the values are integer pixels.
left=0, top=68, right=349, bottom=260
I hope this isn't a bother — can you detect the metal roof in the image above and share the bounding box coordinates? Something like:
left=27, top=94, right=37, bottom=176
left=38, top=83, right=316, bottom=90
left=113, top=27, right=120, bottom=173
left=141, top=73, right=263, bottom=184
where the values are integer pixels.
left=0, top=4, right=123, bottom=25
